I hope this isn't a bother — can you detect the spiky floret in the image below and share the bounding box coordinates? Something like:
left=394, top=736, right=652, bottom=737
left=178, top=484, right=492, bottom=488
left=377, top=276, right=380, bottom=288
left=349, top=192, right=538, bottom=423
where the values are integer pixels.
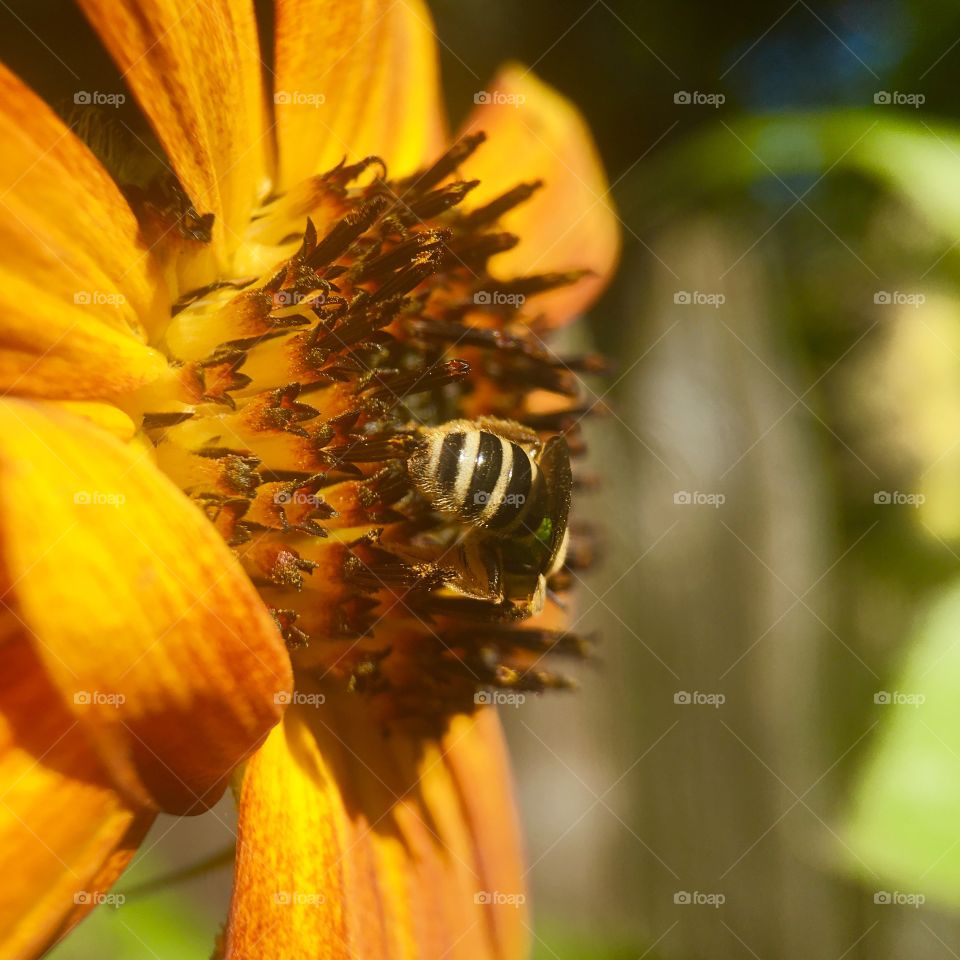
left=127, top=135, right=602, bottom=724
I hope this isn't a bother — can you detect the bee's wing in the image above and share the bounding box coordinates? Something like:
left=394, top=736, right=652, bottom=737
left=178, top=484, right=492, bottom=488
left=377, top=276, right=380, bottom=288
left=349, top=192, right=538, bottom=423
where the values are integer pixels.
left=435, top=537, right=506, bottom=603
left=539, top=435, right=573, bottom=572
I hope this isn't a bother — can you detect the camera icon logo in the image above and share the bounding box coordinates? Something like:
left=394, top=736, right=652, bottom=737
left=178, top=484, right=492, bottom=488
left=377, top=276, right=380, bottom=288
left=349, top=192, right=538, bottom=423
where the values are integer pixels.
left=73, top=91, right=92, bottom=105
left=474, top=690, right=493, bottom=705
left=673, top=291, right=691, bottom=304
left=673, top=491, right=692, bottom=505
left=274, top=90, right=292, bottom=105
left=674, top=92, right=692, bottom=104
left=874, top=491, right=891, bottom=505
left=473, top=290, right=492, bottom=305
left=674, top=891, right=692, bottom=904
left=874, top=691, right=891, bottom=705
left=673, top=691, right=692, bottom=705
left=73, top=691, right=92, bottom=705
left=274, top=691, right=293, bottom=705
left=874, top=891, right=891, bottom=904
left=874, top=92, right=892, bottom=104
left=473, top=91, right=492, bottom=104
left=474, top=891, right=492, bottom=904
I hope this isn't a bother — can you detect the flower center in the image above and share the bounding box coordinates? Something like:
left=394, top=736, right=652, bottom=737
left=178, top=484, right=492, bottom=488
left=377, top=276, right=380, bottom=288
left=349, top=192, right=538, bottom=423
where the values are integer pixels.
left=127, top=136, right=595, bottom=722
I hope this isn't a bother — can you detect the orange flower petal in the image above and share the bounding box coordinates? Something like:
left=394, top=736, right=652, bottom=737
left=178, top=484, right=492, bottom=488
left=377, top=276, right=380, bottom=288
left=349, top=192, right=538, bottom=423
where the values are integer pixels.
left=0, top=634, right=154, bottom=960
left=460, top=65, right=621, bottom=328
left=0, top=64, right=168, bottom=399
left=225, top=692, right=528, bottom=960
left=0, top=400, right=292, bottom=815
left=78, top=0, right=268, bottom=264
left=274, top=0, right=446, bottom=189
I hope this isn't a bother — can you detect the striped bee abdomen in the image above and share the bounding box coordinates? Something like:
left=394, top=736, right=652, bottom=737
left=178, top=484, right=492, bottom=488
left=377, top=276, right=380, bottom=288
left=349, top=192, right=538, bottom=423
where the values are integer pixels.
left=409, top=424, right=539, bottom=533
left=468, top=432, right=536, bottom=530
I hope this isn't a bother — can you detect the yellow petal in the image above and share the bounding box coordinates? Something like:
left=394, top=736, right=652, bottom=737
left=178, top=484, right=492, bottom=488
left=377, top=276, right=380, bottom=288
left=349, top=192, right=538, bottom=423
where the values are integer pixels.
left=0, top=327, right=167, bottom=402
left=460, top=65, right=621, bottom=328
left=0, top=634, right=153, bottom=960
left=78, top=0, right=268, bottom=265
left=274, top=0, right=446, bottom=189
left=0, top=400, right=292, bottom=815
left=225, top=691, right=528, bottom=959
left=0, top=64, right=169, bottom=398
left=45, top=401, right=137, bottom=442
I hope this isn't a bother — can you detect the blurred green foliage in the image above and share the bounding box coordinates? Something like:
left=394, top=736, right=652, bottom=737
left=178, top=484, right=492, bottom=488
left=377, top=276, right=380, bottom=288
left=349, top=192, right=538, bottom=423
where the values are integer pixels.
left=848, top=580, right=960, bottom=907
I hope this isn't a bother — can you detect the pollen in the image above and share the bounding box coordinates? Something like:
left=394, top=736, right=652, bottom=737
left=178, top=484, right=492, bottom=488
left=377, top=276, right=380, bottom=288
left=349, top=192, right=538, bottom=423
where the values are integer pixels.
left=125, top=135, right=599, bottom=724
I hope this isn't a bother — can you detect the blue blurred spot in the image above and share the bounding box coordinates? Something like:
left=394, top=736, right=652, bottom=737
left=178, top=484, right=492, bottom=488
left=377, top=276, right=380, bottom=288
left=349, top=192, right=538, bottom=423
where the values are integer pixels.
left=725, top=0, right=912, bottom=111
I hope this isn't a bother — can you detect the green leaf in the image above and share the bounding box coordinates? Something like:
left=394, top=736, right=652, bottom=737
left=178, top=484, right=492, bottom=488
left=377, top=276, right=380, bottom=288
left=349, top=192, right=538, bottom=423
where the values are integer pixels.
left=531, top=921, right=650, bottom=960
left=45, top=870, right=217, bottom=960
left=846, top=578, right=960, bottom=906
left=632, top=111, right=960, bottom=240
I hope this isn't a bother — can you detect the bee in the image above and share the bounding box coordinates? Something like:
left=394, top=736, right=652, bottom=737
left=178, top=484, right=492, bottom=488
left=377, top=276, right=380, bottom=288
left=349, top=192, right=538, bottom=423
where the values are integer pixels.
left=406, top=417, right=572, bottom=617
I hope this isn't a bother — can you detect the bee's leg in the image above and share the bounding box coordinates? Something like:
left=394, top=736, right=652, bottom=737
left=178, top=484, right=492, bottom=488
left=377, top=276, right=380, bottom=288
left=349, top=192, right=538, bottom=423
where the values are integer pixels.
left=505, top=573, right=547, bottom=619
left=548, top=527, right=571, bottom=576
left=433, top=537, right=506, bottom=604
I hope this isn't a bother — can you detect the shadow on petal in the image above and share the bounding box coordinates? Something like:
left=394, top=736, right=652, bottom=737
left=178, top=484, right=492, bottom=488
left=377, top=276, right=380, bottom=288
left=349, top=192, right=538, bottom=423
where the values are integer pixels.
left=226, top=688, right=528, bottom=960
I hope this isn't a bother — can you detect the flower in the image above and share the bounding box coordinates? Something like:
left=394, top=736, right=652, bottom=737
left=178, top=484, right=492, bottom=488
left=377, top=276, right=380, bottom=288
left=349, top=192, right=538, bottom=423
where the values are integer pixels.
left=0, top=1, right=619, bottom=958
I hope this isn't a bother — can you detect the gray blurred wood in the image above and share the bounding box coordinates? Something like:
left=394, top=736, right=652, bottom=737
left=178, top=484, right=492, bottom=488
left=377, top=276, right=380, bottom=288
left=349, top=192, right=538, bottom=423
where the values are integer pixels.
left=505, top=219, right=960, bottom=957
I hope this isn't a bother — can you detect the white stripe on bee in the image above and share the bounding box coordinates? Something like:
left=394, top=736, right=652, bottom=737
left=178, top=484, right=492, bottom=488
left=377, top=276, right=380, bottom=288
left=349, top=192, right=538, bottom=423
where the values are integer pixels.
left=479, top=436, right=514, bottom=523
left=426, top=431, right=446, bottom=476
left=453, top=430, right=481, bottom=508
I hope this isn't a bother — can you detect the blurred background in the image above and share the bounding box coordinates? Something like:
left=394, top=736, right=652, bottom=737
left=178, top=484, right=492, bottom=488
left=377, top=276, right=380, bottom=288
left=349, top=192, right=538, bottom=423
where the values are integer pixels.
left=8, top=0, right=960, bottom=956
